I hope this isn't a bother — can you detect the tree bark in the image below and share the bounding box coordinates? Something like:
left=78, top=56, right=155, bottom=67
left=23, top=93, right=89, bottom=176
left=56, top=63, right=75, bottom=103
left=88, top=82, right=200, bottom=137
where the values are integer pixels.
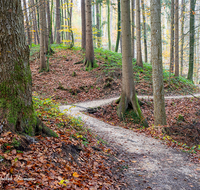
left=81, top=0, right=86, bottom=50
left=47, top=0, right=54, bottom=44
left=56, top=0, right=61, bottom=44
left=174, top=0, right=179, bottom=77
left=180, top=0, right=185, bottom=76
left=84, top=0, right=95, bottom=68
left=131, top=0, right=135, bottom=59
left=187, top=0, right=196, bottom=81
left=136, top=0, right=143, bottom=67
left=23, top=0, right=32, bottom=45
left=0, top=0, right=57, bottom=137
left=151, top=0, right=167, bottom=126
left=39, top=0, right=47, bottom=70
left=117, top=0, right=148, bottom=128
left=169, top=0, right=174, bottom=76
left=96, top=1, right=101, bottom=48
left=107, top=0, right=111, bottom=50
left=141, top=0, right=147, bottom=63
left=115, top=0, right=121, bottom=52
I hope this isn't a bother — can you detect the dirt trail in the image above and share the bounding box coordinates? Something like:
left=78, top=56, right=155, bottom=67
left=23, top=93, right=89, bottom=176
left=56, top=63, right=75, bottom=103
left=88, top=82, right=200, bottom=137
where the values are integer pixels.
left=60, top=94, right=200, bottom=189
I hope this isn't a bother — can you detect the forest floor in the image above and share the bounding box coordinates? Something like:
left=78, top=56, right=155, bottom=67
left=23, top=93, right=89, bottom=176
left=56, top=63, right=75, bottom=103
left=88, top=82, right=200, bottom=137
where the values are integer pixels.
left=0, top=46, right=200, bottom=189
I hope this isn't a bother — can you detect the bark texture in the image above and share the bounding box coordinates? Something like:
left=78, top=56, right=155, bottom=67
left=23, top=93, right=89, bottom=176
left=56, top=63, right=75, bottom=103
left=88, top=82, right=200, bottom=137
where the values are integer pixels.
left=136, top=0, right=143, bottom=67
left=174, top=0, right=179, bottom=77
left=56, top=0, right=61, bottom=44
left=23, top=0, right=32, bottom=45
left=47, top=0, right=53, bottom=44
left=150, top=0, right=167, bottom=125
left=170, top=0, right=174, bottom=75
left=96, top=1, right=101, bottom=48
left=131, top=0, right=135, bottom=59
left=0, top=0, right=57, bottom=137
left=39, top=0, right=47, bottom=70
left=141, top=0, right=147, bottom=63
left=84, top=0, right=95, bottom=68
left=180, top=0, right=185, bottom=76
left=115, top=0, right=121, bottom=52
left=117, top=0, right=148, bottom=128
left=187, top=0, right=196, bottom=81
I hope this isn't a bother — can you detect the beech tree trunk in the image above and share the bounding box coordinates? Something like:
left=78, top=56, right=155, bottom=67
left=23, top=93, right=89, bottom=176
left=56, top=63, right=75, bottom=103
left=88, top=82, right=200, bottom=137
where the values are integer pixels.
left=115, top=0, right=121, bottom=52
left=131, top=0, right=135, bottom=59
left=174, top=0, right=179, bottom=77
left=23, top=0, right=32, bottom=45
left=180, top=0, right=185, bottom=76
left=0, top=0, right=57, bottom=137
left=84, top=0, right=95, bottom=68
left=96, top=1, right=101, bottom=48
left=107, top=0, right=111, bottom=50
left=47, top=0, right=54, bottom=44
left=187, top=0, right=196, bottom=81
left=56, top=0, right=61, bottom=44
left=151, top=0, right=167, bottom=126
left=169, top=0, right=174, bottom=76
left=136, top=0, right=143, bottom=67
left=141, top=0, right=147, bottom=63
left=81, top=0, right=86, bottom=50
left=117, top=0, right=148, bottom=128
left=39, top=0, right=47, bottom=70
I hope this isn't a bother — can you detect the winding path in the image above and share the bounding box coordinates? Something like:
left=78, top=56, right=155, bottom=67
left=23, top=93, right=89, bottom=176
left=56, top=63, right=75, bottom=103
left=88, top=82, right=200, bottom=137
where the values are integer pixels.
left=60, top=94, right=200, bottom=189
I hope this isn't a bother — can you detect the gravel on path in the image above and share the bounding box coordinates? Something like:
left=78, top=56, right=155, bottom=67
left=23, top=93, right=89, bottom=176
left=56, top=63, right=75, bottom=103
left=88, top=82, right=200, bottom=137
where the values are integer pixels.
left=60, top=94, right=200, bottom=189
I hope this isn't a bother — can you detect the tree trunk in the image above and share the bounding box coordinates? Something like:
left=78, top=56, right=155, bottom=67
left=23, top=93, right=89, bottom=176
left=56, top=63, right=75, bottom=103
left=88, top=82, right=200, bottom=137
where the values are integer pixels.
left=169, top=0, right=174, bottom=77
left=47, top=0, right=54, bottom=44
left=0, top=0, right=57, bottom=137
left=136, top=0, right=143, bottom=67
left=117, top=0, right=148, bottom=128
left=115, top=0, right=121, bottom=52
left=180, top=0, right=185, bottom=76
left=84, top=0, right=95, bottom=68
left=141, top=0, right=147, bottom=63
left=56, top=0, right=61, bottom=44
left=107, top=0, right=111, bottom=50
left=187, top=0, right=196, bottom=81
left=81, top=0, right=86, bottom=50
left=151, top=0, right=167, bottom=126
left=39, top=0, right=47, bottom=70
left=131, top=0, right=135, bottom=59
left=96, top=1, right=101, bottom=48
left=23, top=0, right=32, bottom=46
left=174, top=0, right=179, bottom=77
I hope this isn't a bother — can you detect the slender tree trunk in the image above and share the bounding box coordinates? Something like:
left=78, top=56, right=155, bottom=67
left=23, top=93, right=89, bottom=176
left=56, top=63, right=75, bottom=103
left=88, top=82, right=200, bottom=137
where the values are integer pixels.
left=81, top=0, right=86, bottom=50
left=28, top=0, right=33, bottom=48
left=47, top=0, right=54, bottom=44
left=131, top=0, right=135, bottom=59
left=136, top=0, right=143, bottom=67
left=96, top=1, right=101, bottom=48
left=23, top=0, right=32, bottom=45
left=43, top=1, right=48, bottom=53
left=174, top=0, right=179, bottom=77
left=169, top=0, right=174, bottom=77
left=107, top=0, right=111, bottom=50
left=56, top=0, right=61, bottom=44
left=117, top=0, right=148, bottom=128
left=141, top=0, right=147, bottom=63
left=180, top=0, right=185, bottom=76
left=39, top=0, right=47, bottom=70
left=115, top=0, right=121, bottom=52
left=84, top=0, right=95, bottom=68
left=0, top=0, right=57, bottom=137
left=187, top=0, right=196, bottom=81
left=151, top=0, right=167, bottom=126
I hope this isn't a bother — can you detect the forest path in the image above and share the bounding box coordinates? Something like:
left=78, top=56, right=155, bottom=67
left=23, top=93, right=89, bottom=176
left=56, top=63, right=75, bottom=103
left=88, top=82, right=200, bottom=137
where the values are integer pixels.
left=60, top=94, right=200, bottom=189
